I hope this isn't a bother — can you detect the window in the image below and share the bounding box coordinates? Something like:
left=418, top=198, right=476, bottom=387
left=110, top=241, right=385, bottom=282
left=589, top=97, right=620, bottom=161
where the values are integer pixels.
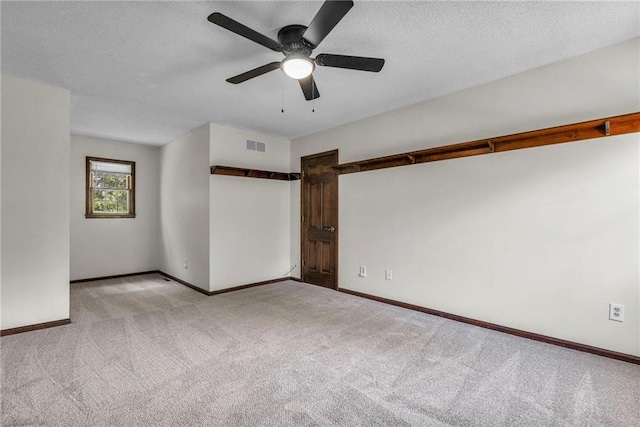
left=86, top=157, right=135, bottom=218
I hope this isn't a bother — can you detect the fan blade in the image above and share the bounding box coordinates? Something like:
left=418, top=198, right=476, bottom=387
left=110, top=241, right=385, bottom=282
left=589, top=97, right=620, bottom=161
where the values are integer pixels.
left=298, top=75, right=320, bottom=101
left=208, top=12, right=282, bottom=52
left=226, top=62, right=282, bottom=84
left=302, top=0, right=354, bottom=48
left=315, top=54, right=385, bottom=72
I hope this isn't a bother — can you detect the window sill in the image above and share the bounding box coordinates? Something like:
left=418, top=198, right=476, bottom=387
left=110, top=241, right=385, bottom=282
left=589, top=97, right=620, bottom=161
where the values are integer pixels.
left=85, top=213, right=136, bottom=219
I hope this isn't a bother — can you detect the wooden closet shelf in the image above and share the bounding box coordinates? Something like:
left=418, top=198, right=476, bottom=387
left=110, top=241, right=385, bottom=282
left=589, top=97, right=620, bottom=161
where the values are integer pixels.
left=211, top=165, right=300, bottom=181
left=333, top=112, right=640, bottom=175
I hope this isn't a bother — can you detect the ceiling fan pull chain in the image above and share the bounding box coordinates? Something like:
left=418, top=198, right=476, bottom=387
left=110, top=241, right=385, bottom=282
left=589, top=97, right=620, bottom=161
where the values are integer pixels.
left=312, top=80, right=316, bottom=113
left=281, top=74, right=285, bottom=113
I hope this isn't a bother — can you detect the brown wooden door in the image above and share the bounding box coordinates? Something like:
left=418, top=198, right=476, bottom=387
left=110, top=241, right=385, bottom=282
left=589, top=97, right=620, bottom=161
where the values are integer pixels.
left=301, top=150, right=339, bottom=289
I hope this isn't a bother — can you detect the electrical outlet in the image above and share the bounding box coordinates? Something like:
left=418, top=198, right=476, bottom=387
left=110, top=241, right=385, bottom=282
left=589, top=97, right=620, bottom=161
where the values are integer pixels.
left=609, top=303, right=624, bottom=322
left=359, top=265, right=366, bottom=277
left=183, top=258, right=188, bottom=269
left=385, top=269, right=392, bottom=280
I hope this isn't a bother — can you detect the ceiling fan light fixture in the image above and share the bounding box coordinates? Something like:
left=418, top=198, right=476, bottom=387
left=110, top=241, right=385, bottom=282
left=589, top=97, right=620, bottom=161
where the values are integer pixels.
left=281, top=56, right=314, bottom=80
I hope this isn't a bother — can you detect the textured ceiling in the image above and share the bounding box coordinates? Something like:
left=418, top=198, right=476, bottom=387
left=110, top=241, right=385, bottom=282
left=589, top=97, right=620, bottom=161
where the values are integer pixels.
left=2, top=1, right=639, bottom=146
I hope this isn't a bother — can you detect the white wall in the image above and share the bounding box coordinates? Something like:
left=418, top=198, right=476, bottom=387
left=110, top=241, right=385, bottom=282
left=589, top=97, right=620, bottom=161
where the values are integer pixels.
left=341, top=136, right=638, bottom=355
left=0, top=75, right=2, bottom=329
left=70, top=135, right=159, bottom=280
left=1, top=74, right=70, bottom=330
left=209, top=124, right=292, bottom=290
left=159, top=124, right=210, bottom=290
left=291, top=38, right=640, bottom=356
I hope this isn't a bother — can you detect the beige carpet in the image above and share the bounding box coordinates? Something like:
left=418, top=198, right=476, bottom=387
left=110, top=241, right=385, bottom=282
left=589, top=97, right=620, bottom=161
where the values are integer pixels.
left=1, top=273, right=638, bottom=426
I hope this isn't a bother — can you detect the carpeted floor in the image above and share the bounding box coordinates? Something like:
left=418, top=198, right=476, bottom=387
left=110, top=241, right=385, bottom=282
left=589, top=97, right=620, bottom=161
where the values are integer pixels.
left=1, top=274, right=638, bottom=426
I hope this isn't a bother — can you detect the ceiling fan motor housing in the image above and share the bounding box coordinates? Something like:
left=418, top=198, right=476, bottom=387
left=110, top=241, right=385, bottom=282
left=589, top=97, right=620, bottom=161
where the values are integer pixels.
left=278, top=25, right=314, bottom=57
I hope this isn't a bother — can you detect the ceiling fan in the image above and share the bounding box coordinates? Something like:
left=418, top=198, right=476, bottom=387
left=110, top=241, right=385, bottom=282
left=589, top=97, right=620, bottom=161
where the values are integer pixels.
left=207, top=0, right=385, bottom=101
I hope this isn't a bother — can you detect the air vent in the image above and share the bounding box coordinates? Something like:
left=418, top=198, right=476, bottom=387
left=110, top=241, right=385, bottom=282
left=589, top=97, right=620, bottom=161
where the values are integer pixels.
left=246, top=139, right=266, bottom=153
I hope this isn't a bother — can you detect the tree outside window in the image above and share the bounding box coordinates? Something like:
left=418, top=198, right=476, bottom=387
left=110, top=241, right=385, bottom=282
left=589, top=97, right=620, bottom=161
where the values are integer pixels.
left=86, top=157, right=136, bottom=218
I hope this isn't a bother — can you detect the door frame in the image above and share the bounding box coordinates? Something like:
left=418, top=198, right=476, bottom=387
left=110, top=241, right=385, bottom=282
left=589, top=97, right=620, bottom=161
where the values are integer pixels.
left=300, top=149, right=339, bottom=289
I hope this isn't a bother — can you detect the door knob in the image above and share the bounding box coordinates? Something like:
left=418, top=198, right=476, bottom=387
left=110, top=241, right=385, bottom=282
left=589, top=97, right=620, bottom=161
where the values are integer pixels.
left=323, top=226, right=335, bottom=232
